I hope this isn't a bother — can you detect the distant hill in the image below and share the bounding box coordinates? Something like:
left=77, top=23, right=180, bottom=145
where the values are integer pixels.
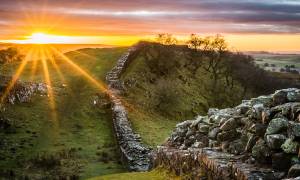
left=0, top=43, right=115, bottom=53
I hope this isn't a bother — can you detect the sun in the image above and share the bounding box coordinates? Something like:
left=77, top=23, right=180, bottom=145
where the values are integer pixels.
left=25, top=32, right=80, bottom=44
left=30, top=32, right=52, bottom=44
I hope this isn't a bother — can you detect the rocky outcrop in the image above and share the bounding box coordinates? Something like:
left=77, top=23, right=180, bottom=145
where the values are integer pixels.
left=106, top=43, right=151, bottom=171
left=153, top=88, right=300, bottom=179
left=0, top=75, right=47, bottom=105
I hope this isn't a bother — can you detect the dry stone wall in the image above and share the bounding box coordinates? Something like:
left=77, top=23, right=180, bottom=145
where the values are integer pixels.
left=106, top=43, right=151, bottom=171
left=153, top=88, right=300, bottom=179
left=0, top=75, right=47, bottom=105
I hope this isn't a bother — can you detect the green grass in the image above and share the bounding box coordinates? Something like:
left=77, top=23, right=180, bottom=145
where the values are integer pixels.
left=0, top=47, right=128, bottom=179
left=121, top=44, right=245, bottom=146
left=88, top=168, right=180, bottom=180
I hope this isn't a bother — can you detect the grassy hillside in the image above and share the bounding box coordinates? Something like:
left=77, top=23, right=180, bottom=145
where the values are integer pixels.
left=120, top=42, right=299, bottom=146
left=89, top=168, right=179, bottom=180
left=0, top=47, right=127, bottom=179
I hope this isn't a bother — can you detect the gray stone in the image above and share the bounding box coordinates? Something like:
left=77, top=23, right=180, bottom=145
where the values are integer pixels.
left=288, top=164, right=300, bottom=178
left=190, top=119, right=201, bottom=128
left=262, top=109, right=271, bottom=124
left=176, top=120, right=193, bottom=129
left=273, top=90, right=288, bottom=105
left=249, top=104, right=264, bottom=120
left=287, top=89, right=300, bottom=102
left=198, top=124, right=210, bottom=134
left=249, top=123, right=267, bottom=137
left=250, top=95, right=273, bottom=107
left=266, top=134, right=287, bottom=150
left=220, top=118, right=239, bottom=131
left=265, top=118, right=288, bottom=135
left=281, top=139, right=299, bottom=154
left=272, top=152, right=292, bottom=171
left=208, top=127, right=220, bottom=140
left=245, top=133, right=257, bottom=152
left=288, top=122, right=300, bottom=138
left=252, top=139, right=271, bottom=163
left=217, top=129, right=239, bottom=142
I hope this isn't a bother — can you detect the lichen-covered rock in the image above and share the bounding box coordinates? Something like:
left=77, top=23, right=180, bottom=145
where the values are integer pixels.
left=288, top=122, right=300, bottom=138
left=265, top=118, right=288, bottom=135
left=160, top=88, right=300, bottom=179
left=281, top=139, right=299, bottom=154
left=287, top=89, right=300, bottom=102
left=252, top=139, right=271, bottom=163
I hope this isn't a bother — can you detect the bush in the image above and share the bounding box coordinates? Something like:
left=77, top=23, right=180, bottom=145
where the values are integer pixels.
left=154, top=79, right=179, bottom=114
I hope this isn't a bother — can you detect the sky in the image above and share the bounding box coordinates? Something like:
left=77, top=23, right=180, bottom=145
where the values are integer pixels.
left=0, top=0, right=299, bottom=51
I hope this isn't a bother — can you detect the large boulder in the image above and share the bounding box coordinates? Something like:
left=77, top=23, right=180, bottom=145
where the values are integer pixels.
left=265, top=118, right=288, bottom=135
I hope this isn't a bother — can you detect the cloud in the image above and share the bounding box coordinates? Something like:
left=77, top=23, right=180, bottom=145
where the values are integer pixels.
left=0, top=0, right=299, bottom=35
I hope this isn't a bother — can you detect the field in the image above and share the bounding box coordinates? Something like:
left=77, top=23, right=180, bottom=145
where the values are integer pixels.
left=0, top=47, right=128, bottom=179
left=249, top=52, right=300, bottom=73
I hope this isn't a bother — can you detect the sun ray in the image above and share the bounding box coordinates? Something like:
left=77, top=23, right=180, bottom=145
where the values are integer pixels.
left=30, top=48, right=40, bottom=81
left=72, top=50, right=99, bottom=61
left=50, top=46, right=108, bottom=93
left=40, top=47, right=57, bottom=121
left=44, top=46, right=67, bottom=84
left=0, top=48, right=33, bottom=104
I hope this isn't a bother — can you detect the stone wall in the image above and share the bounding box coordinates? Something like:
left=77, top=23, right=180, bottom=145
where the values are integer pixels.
left=106, top=43, right=151, bottom=171
left=153, top=88, right=300, bottom=179
left=0, top=75, right=47, bottom=105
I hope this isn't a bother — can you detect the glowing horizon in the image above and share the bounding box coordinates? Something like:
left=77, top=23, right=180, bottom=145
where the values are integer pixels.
left=0, top=0, right=299, bottom=51
left=1, top=32, right=300, bottom=52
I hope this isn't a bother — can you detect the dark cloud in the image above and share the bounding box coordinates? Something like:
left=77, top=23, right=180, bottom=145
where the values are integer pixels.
left=0, top=0, right=299, bottom=35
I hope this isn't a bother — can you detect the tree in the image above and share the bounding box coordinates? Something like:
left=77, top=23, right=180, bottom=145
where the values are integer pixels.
left=0, top=47, right=23, bottom=64
left=155, top=33, right=178, bottom=45
left=187, top=34, right=204, bottom=50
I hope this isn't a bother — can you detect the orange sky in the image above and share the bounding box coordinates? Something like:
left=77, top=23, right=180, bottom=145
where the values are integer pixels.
left=0, top=0, right=299, bottom=51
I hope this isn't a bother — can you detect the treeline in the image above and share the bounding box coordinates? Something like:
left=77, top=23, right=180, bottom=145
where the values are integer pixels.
left=132, top=34, right=299, bottom=113
left=0, top=47, right=23, bottom=64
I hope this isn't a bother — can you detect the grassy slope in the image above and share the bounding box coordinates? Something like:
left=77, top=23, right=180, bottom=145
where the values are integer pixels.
left=121, top=44, right=245, bottom=146
left=0, top=47, right=127, bottom=179
left=89, top=168, right=180, bottom=180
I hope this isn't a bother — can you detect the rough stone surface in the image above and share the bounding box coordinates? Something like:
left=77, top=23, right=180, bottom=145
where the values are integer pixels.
left=265, top=118, right=288, bottom=135
left=288, top=164, right=300, bottom=178
left=0, top=75, right=47, bottom=105
left=106, top=43, right=151, bottom=171
left=153, top=88, right=300, bottom=179
left=266, top=134, right=287, bottom=150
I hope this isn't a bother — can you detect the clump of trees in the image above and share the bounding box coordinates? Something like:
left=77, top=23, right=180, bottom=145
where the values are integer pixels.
left=128, top=34, right=300, bottom=116
left=0, top=47, right=23, bottom=64
left=155, top=33, right=178, bottom=45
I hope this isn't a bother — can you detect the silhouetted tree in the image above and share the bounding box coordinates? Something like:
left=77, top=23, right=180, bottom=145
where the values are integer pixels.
left=156, top=33, right=178, bottom=45
left=0, top=47, right=23, bottom=64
